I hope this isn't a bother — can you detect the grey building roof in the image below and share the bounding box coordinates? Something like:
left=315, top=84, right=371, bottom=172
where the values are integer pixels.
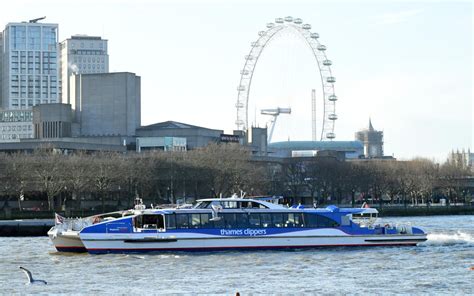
left=268, top=140, right=364, bottom=151
left=137, top=121, right=220, bottom=132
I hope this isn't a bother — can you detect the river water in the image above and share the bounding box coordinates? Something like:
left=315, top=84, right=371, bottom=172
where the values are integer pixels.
left=1, top=215, right=473, bottom=295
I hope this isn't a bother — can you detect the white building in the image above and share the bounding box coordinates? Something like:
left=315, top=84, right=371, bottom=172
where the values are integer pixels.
left=59, top=35, right=108, bottom=104
left=0, top=109, right=33, bottom=141
left=1, top=21, right=59, bottom=109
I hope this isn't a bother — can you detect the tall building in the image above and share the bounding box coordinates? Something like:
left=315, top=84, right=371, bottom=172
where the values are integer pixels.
left=355, top=119, right=384, bottom=158
left=59, top=35, right=108, bottom=104
left=1, top=21, right=59, bottom=109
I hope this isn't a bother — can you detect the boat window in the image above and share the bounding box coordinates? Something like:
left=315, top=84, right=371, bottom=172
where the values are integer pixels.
left=176, top=214, right=189, bottom=229
left=260, top=213, right=272, bottom=228
left=224, top=213, right=237, bottom=228
left=272, top=213, right=284, bottom=228
left=235, top=213, right=249, bottom=228
left=166, top=214, right=176, bottom=230
left=222, top=201, right=240, bottom=209
left=201, top=213, right=212, bottom=228
left=189, top=213, right=201, bottom=229
left=195, top=201, right=211, bottom=209
left=248, top=213, right=261, bottom=227
left=303, top=213, right=339, bottom=228
left=134, top=214, right=164, bottom=229
left=286, top=213, right=303, bottom=227
left=212, top=214, right=225, bottom=228
left=303, top=213, right=318, bottom=228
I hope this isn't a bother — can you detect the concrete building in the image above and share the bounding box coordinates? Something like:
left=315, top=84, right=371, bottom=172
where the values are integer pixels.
left=268, top=141, right=364, bottom=159
left=355, top=119, right=384, bottom=158
left=70, top=72, right=140, bottom=137
left=60, top=35, right=108, bottom=104
left=33, top=103, right=72, bottom=138
left=136, top=121, right=222, bottom=150
left=1, top=21, right=59, bottom=109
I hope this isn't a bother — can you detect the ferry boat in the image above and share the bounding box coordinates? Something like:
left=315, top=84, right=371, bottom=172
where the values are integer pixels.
left=69, top=196, right=427, bottom=254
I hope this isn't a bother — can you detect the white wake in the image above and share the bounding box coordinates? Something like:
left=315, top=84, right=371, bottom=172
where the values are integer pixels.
left=426, top=231, right=474, bottom=245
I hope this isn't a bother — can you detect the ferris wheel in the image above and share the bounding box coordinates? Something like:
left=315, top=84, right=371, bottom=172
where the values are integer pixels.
left=235, top=16, right=338, bottom=141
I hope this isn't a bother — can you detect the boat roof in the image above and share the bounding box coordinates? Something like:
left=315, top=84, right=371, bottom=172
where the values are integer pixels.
left=196, top=197, right=285, bottom=209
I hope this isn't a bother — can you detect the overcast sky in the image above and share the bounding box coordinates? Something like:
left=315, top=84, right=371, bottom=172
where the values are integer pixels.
left=2, top=0, right=472, bottom=161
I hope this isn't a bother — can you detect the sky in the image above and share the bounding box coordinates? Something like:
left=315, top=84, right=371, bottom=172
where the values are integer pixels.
left=1, top=0, right=472, bottom=161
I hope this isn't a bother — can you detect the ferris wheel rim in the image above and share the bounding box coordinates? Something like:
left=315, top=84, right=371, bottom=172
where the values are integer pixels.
left=235, top=17, right=338, bottom=141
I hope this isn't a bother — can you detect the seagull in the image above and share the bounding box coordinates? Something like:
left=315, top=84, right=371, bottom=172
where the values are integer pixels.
left=19, top=266, right=47, bottom=285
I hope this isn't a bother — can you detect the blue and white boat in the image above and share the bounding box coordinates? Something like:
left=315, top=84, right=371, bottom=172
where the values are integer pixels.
left=74, top=196, right=427, bottom=254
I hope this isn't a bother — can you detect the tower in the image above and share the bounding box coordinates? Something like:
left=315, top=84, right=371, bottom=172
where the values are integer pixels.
left=355, top=118, right=384, bottom=158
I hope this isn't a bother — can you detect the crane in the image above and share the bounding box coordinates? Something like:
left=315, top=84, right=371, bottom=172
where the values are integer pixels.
left=260, top=107, right=291, bottom=143
left=29, top=16, right=46, bottom=23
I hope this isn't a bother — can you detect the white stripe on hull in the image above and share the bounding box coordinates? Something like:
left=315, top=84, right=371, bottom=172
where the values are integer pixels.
left=81, top=234, right=426, bottom=253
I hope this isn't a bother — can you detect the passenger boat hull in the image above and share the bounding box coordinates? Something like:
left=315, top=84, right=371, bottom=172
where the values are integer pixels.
left=48, top=228, right=87, bottom=253
left=80, top=232, right=427, bottom=254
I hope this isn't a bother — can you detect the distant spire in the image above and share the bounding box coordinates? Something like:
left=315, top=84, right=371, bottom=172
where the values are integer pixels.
left=368, top=118, right=374, bottom=131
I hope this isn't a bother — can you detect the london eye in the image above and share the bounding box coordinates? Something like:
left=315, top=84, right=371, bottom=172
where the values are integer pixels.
left=235, top=16, right=338, bottom=141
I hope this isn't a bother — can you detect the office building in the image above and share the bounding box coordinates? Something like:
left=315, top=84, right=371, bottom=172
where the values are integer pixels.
left=1, top=21, right=59, bottom=109
left=60, top=35, right=108, bottom=104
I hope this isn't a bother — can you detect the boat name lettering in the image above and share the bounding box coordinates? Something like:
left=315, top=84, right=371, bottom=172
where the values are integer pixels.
left=220, top=229, right=267, bottom=236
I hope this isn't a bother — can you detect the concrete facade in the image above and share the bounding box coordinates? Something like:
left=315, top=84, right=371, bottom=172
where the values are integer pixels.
left=136, top=121, right=222, bottom=150
left=33, top=103, right=73, bottom=138
left=71, top=72, right=141, bottom=137
left=60, top=35, right=109, bottom=104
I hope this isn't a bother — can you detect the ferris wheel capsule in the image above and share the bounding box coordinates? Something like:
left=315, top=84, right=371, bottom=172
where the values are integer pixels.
left=284, top=16, right=293, bottom=22
left=302, top=24, right=311, bottom=30
left=317, top=45, right=327, bottom=51
left=266, top=23, right=275, bottom=28
left=293, top=18, right=303, bottom=24
left=326, top=132, right=336, bottom=139
left=240, top=70, right=249, bottom=75
left=245, top=55, right=254, bottom=60
left=327, top=77, right=336, bottom=83
left=235, top=102, right=244, bottom=108
left=275, top=18, right=284, bottom=23
left=328, top=95, right=338, bottom=101
left=328, top=114, right=338, bottom=120
left=322, top=59, right=332, bottom=66
left=310, top=33, right=319, bottom=39
left=251, top=41, right=260, bottom=47
left=258, top=31, right=266, bottom=36
left=237, top=85, right=246, bottom=91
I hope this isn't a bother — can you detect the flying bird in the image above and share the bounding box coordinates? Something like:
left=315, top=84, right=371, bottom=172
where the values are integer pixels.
left=19, top=266, right=47, bottom=285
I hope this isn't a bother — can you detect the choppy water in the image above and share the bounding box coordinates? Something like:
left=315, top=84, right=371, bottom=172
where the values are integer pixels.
left=1, top=215, right=473, bottom=295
